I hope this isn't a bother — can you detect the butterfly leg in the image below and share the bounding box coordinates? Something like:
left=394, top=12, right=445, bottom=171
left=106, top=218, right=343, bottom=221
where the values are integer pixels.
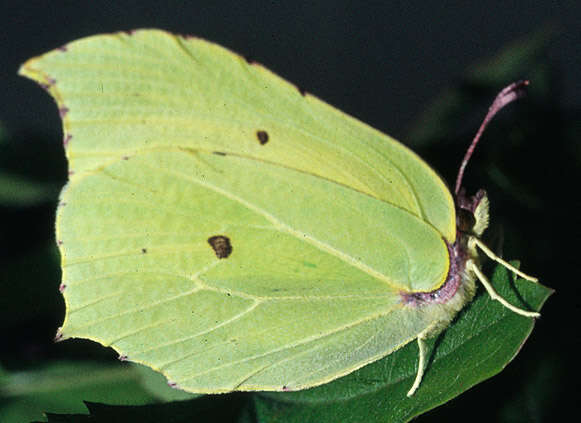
left=468, top=261, right=540, bottom=318
left=471, top=237, right=538, bottom=282
left=407, top=335, right=428, bottom=397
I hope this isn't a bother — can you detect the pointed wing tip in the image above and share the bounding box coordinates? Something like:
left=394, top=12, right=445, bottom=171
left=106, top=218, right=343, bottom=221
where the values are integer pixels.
left=18, top=56, right=54, bottom=89
left=17, top=59, right=37, bottom=79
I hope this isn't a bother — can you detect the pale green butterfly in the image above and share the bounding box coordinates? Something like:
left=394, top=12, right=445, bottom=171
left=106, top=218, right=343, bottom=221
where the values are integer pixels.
left=19, top=29, right=540, bottom=397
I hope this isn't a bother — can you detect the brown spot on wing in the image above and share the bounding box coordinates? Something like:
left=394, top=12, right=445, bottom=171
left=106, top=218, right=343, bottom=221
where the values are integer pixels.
left=208, top=235, right=233, bottom=259
left=256, top=130, right=269, bottom=145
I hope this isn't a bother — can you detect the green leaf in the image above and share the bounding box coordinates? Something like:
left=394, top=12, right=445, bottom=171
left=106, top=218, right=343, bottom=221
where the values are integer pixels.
left=0, top=361, right=155, bottom=422
left=406, top=27, right=554, bottom=149
left=0, top=126, right=63, bottom=207
left=0, top=360, right=205, bottom=422
left=0, top=246, right=61, bottom=325
left=0, top=172, right=61, bottom=207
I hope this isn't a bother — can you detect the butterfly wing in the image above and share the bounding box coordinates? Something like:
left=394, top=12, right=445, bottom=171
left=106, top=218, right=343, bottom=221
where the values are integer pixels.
left=20, top=30, right=453, bottom=392
left=20, top=29, right=455, bottom=241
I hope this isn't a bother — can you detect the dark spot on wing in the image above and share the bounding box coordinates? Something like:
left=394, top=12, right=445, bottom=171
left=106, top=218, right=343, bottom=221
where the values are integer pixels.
left=256, top=130, right=269, bottom=145
left=213, top=151, right=227, bottom=156
left=58, top=45, right=68, bottom=52
left=119, top=354, right=128, bottom=361
left=141, top=248, right=147, bottom=254
left=208, top=235, right=233, bottom=259
left=59, top=284, right=67, bottom=292
left=63, top=134, right=72, bottom=146
left=59, top=107, right=69, bottom=118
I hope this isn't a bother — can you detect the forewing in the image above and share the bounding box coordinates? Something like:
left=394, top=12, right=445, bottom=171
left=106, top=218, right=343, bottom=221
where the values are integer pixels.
left=19, top=29, right=455, bottom=241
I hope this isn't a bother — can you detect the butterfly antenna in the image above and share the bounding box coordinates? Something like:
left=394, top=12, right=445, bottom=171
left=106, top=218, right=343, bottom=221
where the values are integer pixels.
left=454, top=80, right=530, bottom=195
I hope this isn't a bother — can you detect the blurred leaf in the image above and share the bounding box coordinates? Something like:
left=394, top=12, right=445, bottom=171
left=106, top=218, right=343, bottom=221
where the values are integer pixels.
left=0, top=172, right=61, bottom=206
left=466, top=24, right=556, bottom=86
left=0, top=361, right=156, bottom=422
left=0, top=359, right=212, bottom=423
left=0, top=245, right=61, bottom=327
left=0, top=126, right=63, bottom=207
left=498, top=357, right=562, bottom=422
left=407, top=26, right=555, bottom=148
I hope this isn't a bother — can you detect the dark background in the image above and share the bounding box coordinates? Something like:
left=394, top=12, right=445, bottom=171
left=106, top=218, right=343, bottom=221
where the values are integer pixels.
left=1, top=2, right=579, bottom=422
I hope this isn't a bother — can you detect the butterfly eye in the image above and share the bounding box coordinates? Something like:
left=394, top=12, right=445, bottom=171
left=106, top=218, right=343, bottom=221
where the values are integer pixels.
left=456, top=208, right=476, bottom=233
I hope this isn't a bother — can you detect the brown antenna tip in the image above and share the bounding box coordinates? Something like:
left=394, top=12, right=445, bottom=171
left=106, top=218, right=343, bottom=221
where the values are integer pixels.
left=454, top=80, right=529, bottom=195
